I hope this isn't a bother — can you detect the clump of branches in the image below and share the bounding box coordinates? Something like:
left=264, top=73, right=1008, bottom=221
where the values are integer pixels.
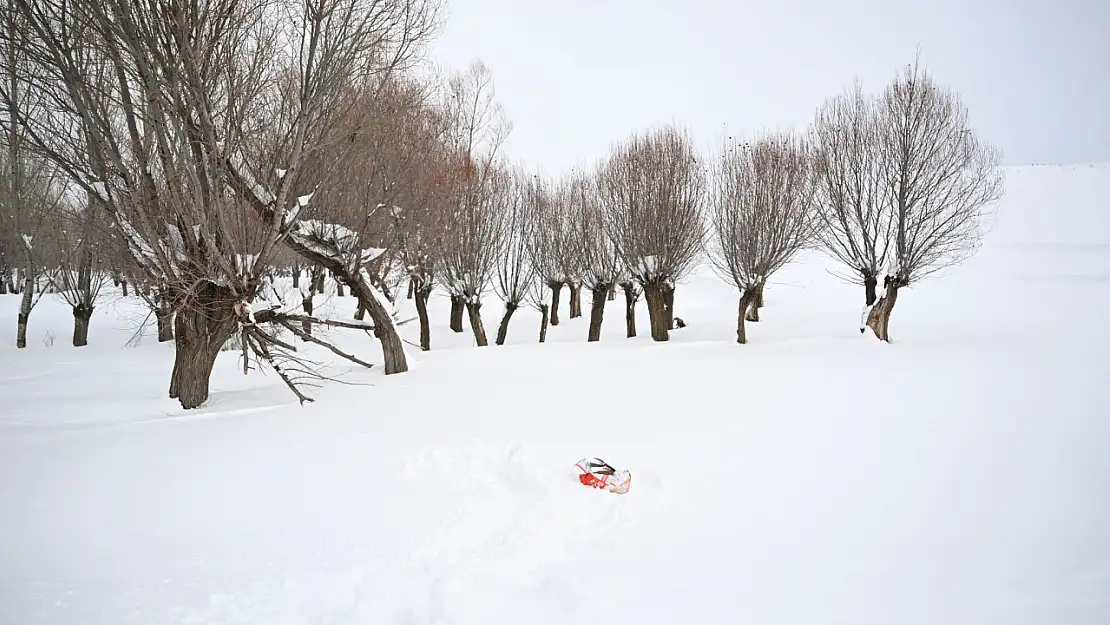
left=44, top=194, right=115, bottom=346
left=708, top=132, right=818, bottom=344
left=813, top=56, right=1003, bottom=341
left=599, top=125, right=706, bottom=341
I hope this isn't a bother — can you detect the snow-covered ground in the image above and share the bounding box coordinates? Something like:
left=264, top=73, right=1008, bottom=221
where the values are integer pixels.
left=1, top=164, right=1108, bottom=625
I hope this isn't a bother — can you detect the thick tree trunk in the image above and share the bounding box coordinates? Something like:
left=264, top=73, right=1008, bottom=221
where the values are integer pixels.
left=167, top=284, right=239, bottom=409
left=538, top=304, right=550, bottom=343
left=120, top=280, right=128, bottom=297
left=642, top=282, right=671, bottom=342
left=568, top=282, right=582, bottom=319
left=864, top=274, right=878, bottom=307
left=662, top=284, right=675, bottom=330
left=548, top=281, right=563, bottom=326
left=466, top=300, right=488, bottom=347
left=71, top=305, right=93, bottom=347
left=407, top=278, right=414, bottom=300
left=15, top=271, right=33, bottom=348
left=156, top=301, right=175, bottom=342
left=495, top=302, right=517, bottom=345
left=449, top=295, right=465, bottom=333
left=291, top=266, right=301, bottom=289
left=866, top=279, right=901, bottom=342
left=736, top=288, right=759, bottom=344
left=622, top=282, right=638, bottom=338
left=587, top=285, right=608, bottom=342
left=348, top=275, right=408, bottom=374
left=415, top=286, right=432, bottom=351
left=746, top=280, right=765, bottom=322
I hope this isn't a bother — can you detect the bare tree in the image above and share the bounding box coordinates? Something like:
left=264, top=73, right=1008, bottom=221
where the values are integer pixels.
left=439, top=60, right=511, bottom=347
left=45, top=194, right=114, bottom=346
left=567, top=171, right=620, bottom=341
left=598, top=125, right=706, bottom=341
left=491, top=168, right=536, bottom=345
left=708, top=132, right=818, bottom=344
left=528, top=179, right=573, bottom=327
left=812, top=80, right=894, bottom=322
left=863, top=59, right=1003, bottom=341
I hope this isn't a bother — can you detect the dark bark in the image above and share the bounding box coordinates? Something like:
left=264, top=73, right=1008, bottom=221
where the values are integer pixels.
left=301, top=289, right=314, bottom=338
left=538, top=303, right=549, bottom=343
left=587, top=285, right=608, bottom=342
left=0, top=266, right=7, bottom=294
left=866, top=278, right=901, bottom=342
left=354, top=302, right=366, bottom=320
left=548, top=281, right=564, bottom=326
left=156, top=301, right=174, bottom=342
left=407, top=278, right=414, bottom=300
left=621, top=282, right=638, bottom=338
left=568, top=282, right=582, bottom=319
left=120, top=280, right=129, bottom=297
left=71, top=304, right=93, bottom=347
left=291, top=266, right=301, bottom=289
left=864, top=273, right=878, bottom=307
left=449, top=295, right=465, bottom=333
left=335, top=278, right=345, bottom=297
left=415, top=285, right=432, bottom=350
left=15, top=271, right=33, bottom=348
left=746, top=280, right=765, bottom=322
left=495, top=302, right=518, bottom=346
left=466, top=300, right=488, bottom=346
left=736, top=288, right=759, bottom=344
left=168, top=283, right=239, bottom=409
left=607, top=283, right=616, bottom=301
left=313, top=267, right=326, bottom=292
left=642, top=281, right=673, bottom=342
left=662, top=284, right=675, bottom=330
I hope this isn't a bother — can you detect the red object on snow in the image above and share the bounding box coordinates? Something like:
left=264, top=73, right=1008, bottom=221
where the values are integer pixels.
left=575, top=457, right=631, bottom=494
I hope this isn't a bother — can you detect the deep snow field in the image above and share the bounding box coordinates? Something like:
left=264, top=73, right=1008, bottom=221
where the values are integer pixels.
left=2, top=164, right=1109, bottom=625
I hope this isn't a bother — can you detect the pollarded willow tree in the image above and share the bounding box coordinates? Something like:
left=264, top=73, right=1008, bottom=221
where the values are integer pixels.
left=814, top=58, right=1003, bottom=342
left=567, top=171, right=621, bottom=342
left=4, top=0, right=441, bottom=408
left=491, top=168, right=536, bottom=345
left=599, top=125, right=706, bottom=341
left=708, top=132, right=818, bottom=344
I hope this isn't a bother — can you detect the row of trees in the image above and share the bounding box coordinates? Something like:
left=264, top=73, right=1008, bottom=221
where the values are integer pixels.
left=0, top=0, right=1003, bottom=410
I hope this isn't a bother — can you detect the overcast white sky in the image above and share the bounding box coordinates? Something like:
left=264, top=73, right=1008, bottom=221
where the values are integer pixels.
left=428, top=0, right=1109, bottom=175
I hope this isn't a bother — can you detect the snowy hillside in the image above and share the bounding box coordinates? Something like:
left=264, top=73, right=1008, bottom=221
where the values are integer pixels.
left=1, top=164, right=1108, bottom=625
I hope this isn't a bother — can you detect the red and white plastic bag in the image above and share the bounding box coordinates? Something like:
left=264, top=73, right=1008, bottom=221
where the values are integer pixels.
left=575, top=457, right=631, bottom=494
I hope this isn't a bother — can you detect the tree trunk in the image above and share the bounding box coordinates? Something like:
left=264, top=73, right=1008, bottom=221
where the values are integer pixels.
left=301, top=289, right=314, bottom=338
left=407, top=278, right=414, bottom=300
left=538, top=304, right=549, bottom=343
left=746, top=280, right=765, bottom=322
left=622, top=282, right=638, bottom=338
left=587, top=285, right=608, bottom=342
left=662, top=284, right=675, bottom=330
left=449, top=295, right=465, bottom=333
left=548, top=281, right=563, bottom=326
left=335, top=278, right=345, bottom=297
left=354, top=303, right=366, bottom=320
left=607, top=283, right=616, bottom=301
left=864, top=273, right=878, bottom=306
left=120, top=280, right=129, bottom=297
left=495, top=302, right=517, bottom=346
left=313, top=268, right=326, bottom=293
left=167, top=284, right=239, bottom=409
left=642, top=282, right=670, bottom=342
left=15, top=270, right=33, bottom=348
left=415, top=285, right=432, bottom=351
left=291, top=266, right=301, bottom=289
left=466, top=300, right=488, bottom=346
left=156, top=301, right=174, bottom=342
left=348, top=275, right=408, bottom=374
left=736, top=288, right=759, bottom=344
left=865, top=279, right=901, bottom=342
left=0, top=266, right=7, bottom=294
left=568, top=282, right=582, bottom=319
left=71, top=305, right=94, bottom=347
